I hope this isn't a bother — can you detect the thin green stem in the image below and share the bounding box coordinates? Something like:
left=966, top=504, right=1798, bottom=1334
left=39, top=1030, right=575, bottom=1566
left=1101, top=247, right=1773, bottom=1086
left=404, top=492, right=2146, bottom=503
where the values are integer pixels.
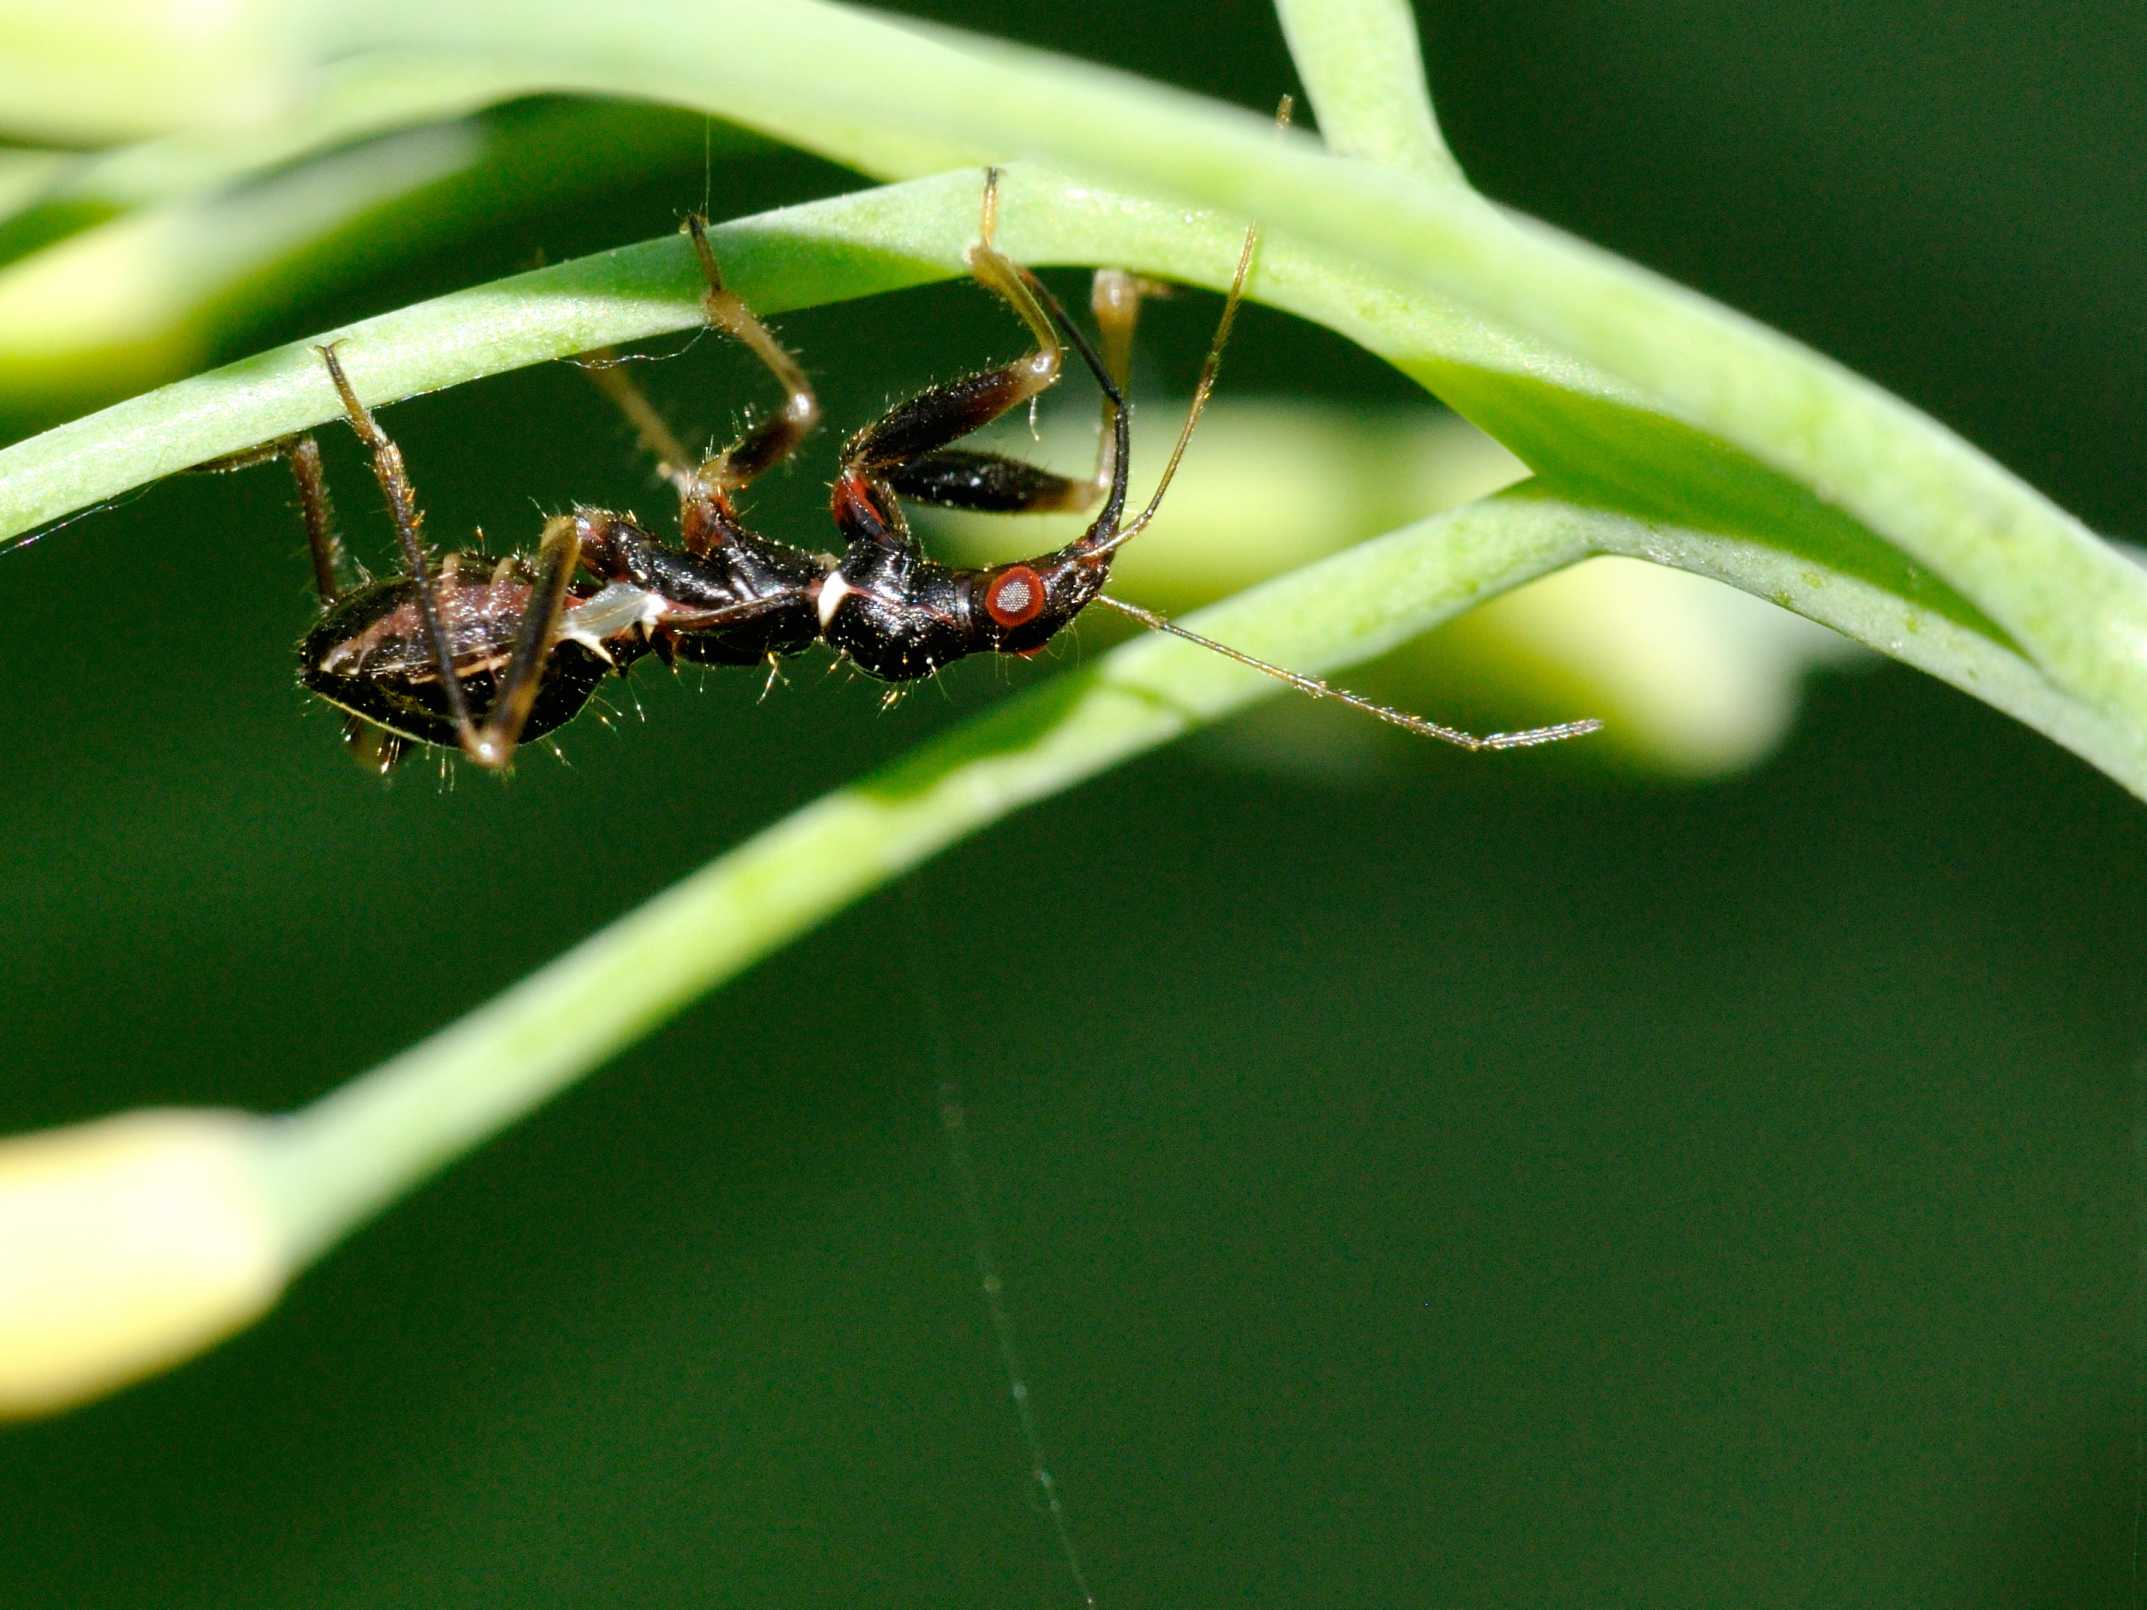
left=1274, top=0, right=1462, bottom=181
left=254, top=473, right=2143, bottom=1261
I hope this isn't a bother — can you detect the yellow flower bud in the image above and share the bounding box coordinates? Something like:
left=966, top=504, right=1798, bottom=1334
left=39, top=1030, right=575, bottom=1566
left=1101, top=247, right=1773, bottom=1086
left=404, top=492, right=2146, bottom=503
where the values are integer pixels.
left=0, top=1109, right=290, bottom=1417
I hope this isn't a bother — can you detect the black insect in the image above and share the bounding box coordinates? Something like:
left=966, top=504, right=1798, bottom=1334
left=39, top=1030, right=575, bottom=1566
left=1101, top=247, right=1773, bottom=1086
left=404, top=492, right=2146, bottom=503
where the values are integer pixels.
left=268, top=172, right=1597, bottom=774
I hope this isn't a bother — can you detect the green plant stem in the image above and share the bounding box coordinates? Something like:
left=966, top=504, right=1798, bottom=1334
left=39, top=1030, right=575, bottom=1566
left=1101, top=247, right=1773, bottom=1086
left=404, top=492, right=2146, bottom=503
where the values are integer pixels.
left=2, top=162, right=2134, bottom=795
left=17, top=57, right=561, bottom=221
left=1273, top=0, right=1461, bottom=181
left=261, top=488, right=1591, bottom=1259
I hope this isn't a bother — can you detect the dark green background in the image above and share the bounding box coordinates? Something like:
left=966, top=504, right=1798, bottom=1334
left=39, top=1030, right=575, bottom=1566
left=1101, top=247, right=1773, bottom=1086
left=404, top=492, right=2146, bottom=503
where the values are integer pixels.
left=4, top=2, right=2145, bottom=1604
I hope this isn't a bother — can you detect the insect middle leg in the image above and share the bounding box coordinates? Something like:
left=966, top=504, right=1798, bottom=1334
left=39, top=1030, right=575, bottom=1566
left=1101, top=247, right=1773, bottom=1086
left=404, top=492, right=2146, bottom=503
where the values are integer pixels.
left=195, top=432, right=354, bottom=602
left=582, top=215, right=823, bottom=557
left=283, top=434, right=352, bottom=603
left=681, top=214, right=822, bottom=497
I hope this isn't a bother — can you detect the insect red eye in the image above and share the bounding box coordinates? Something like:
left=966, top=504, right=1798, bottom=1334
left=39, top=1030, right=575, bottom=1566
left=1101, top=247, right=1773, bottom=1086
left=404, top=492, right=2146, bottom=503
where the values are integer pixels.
left=984, top=564, right=1047, bottom=628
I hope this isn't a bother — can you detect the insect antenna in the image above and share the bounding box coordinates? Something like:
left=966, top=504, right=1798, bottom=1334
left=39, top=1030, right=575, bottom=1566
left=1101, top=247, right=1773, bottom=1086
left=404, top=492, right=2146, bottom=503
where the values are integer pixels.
left=1091, top=594, right=1603, bottom=751
left=1113, top=219, right=1260, bottom=549
left=1011, top=212, right=1252, bottom=563
left=1114, top=99, right=1293, bottom=549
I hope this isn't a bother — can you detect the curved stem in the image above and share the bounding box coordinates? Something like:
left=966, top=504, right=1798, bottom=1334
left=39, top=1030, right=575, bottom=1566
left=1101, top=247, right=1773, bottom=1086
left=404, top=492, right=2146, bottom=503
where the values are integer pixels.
left=262, top=489, right=1592, bottom=1259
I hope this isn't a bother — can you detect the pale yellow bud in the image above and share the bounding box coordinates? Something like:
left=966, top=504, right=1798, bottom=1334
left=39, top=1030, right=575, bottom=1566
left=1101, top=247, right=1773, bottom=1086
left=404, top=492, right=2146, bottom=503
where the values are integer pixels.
left=0, top=1109, right=290, bottom=1417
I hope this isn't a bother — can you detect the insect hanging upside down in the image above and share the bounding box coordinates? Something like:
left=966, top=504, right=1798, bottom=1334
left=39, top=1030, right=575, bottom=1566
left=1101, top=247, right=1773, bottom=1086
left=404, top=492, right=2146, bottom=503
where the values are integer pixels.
left=269, top=170, right=1598, bottom=775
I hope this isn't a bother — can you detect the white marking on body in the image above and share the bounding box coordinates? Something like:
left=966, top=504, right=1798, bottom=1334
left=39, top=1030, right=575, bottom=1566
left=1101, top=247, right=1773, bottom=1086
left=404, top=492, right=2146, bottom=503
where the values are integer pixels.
left=560, top=582, right=660, bottom=659
left=816, top=570, right=855, bottom=630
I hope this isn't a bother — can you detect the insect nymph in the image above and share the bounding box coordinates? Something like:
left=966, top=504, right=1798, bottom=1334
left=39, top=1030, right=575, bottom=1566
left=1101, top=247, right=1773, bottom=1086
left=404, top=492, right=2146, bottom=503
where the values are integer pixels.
left=277, top=173, right=1595, bottom=773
